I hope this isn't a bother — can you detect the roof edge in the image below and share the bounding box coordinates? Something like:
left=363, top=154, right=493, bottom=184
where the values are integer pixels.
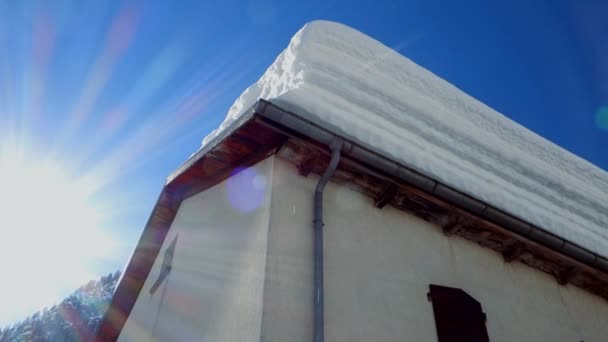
left=251, top=99, right=608, bottom=271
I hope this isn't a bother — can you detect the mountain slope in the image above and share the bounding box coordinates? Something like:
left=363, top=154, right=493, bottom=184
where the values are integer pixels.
left=0, top=271, right=120, bottom=342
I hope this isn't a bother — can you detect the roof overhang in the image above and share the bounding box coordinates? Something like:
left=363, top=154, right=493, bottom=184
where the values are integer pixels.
left=97, top=99, right=608, bottom=341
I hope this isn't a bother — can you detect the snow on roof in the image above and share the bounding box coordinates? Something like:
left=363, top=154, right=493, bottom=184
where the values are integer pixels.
left=202, top=20, right=608, bottom=258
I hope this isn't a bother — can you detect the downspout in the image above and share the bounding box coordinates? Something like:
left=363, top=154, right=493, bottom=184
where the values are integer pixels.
left=313, top=137, right=344, bottom=342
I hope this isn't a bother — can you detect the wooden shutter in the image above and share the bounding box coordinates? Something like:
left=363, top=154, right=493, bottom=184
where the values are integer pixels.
left=150, top=235, right=178, bottom=295
left=428, top=284, right=490, bottom=342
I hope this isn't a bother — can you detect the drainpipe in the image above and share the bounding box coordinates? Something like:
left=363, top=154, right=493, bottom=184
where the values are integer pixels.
left=313, top=137, right=343, bottom=342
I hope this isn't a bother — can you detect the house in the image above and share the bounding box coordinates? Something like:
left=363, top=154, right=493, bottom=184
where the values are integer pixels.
left=97, top=21, right=608, bottom=341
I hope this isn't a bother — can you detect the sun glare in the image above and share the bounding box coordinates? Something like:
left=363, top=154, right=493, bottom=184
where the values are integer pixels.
left=0, top=0, right=247, bottom=326
left=0, top=149, right=117, bottom=322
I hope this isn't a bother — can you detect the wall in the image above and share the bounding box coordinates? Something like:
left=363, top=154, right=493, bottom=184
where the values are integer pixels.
left=119, top=154, right=608, bottom=341
left=263, top=157, right=608, bottom=342
left=118, top=156, right=275, bottom=341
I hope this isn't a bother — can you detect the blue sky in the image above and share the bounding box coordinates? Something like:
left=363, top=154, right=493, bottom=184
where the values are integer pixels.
left=0, top=0, right=606, bottom=325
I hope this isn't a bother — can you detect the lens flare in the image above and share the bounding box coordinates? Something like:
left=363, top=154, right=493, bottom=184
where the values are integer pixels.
left=595, top=106, right=608, bottom=131
left=51, top=2, right=142, bottom=156
left=226, top=167, right=267, bottom=213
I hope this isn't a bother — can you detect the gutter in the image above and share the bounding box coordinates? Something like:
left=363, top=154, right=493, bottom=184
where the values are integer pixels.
left=253, top=99, right=608, bottom=275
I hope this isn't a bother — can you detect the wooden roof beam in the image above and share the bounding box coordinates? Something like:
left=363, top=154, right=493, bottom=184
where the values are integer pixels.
left=374, top=183, right=398, bottom=209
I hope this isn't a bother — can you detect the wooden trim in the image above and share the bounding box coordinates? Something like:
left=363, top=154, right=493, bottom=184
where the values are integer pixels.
left=502, top=243, right=525, bottom=263
left=297, top=149, right=320, bottom=177
left=96, top=189, right=178, bottom=341
left=374, top=183, right=398, bottom=209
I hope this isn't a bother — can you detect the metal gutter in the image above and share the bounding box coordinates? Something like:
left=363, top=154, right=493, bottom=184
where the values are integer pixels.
left=253, top=99, right=608, bottom=275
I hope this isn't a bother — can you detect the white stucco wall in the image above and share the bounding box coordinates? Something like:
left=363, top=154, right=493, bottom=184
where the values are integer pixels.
left=120, top=155, right=608, bottom=341
left=263, top=157, right=608, bottom=342
left=118, top=156, right=275, bottom=342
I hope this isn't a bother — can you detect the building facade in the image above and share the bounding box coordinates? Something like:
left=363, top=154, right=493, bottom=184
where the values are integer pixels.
left=98, top=20, right=608, bottom=341
left=112, top=154, right=608, bottom=341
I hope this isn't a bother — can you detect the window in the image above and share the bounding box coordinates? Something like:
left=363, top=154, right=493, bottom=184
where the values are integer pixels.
left=428, top=284, right=490, bottom=342
left=150, top=235, right=178, bottom=295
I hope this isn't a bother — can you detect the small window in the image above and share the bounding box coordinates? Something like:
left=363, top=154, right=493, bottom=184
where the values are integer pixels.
left=428, top=284, right=490, bottom=342
left=150, top=235, right=178, bottom=295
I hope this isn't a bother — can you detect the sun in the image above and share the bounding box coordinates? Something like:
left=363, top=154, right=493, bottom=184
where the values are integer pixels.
left=0, top=148, right=117, bottom=322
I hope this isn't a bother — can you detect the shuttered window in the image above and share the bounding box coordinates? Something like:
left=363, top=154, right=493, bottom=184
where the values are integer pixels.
left=428, top=284, right=490, bottom=342
left=150, top=235, right=178, bottom=295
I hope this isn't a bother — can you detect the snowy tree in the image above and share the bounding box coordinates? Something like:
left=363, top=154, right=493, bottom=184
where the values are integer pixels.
left=0, top=271, right=120, bottom=342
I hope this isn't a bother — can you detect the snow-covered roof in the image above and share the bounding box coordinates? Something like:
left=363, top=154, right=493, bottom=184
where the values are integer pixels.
left=202, top=20, right=608, bottom=258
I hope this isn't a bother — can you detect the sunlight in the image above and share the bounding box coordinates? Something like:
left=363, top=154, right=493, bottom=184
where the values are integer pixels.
left=0, top=0, right=260, bottom=327
left=0, top=147, right=117, bottom=322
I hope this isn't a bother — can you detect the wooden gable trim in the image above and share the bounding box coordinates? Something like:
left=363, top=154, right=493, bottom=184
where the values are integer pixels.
left=96, top=188, right=178, bottom=341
